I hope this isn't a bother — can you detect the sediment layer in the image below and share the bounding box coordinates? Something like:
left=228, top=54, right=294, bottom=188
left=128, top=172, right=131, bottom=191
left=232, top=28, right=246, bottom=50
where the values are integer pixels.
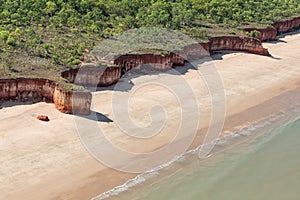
left=0, top=78, right=91, bottom=115
left=273, top=16, right=300, bottom=34
left=62, top=36, right=269, bottom=87
left=61, top=66, right=123, bottom=87
left=244, top=16, right=300, bottom=41
left=2, top=16, right=300, bottom=114
left=208, top=36, right=270, bottom=56
left=244, top=27, right=277, bottom=41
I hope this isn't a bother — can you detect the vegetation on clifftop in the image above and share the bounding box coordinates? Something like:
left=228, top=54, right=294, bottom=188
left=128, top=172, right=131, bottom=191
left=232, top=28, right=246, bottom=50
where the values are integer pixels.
left=0, top=0, right=300, bottom=80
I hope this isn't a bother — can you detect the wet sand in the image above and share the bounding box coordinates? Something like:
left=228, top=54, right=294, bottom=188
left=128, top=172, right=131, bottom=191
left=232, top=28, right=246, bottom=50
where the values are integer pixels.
left=1, top=33, right=300, bottom=200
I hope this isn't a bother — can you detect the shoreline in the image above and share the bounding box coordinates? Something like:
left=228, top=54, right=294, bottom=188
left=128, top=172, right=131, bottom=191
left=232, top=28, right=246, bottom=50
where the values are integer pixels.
left=93, top=73, right=300, bottom=199
left=101, top=107, right=300, bottom=200
left=78, top=31, right=300, bottom=199
left=94, top=105, right=300, bottom=200
left=1, top=33, right=300, bottom=199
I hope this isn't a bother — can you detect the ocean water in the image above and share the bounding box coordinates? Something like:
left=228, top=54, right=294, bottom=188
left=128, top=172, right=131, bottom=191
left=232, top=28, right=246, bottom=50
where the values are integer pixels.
left=98, top=111, right=300, bottom=200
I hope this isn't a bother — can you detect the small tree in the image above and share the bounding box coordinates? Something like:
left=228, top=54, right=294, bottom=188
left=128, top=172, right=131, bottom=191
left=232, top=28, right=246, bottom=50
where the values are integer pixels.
left=0, top=31, right=9, bottom=41
left=6, top=35, right=16, bottom=46
left=44, top=1, right=57, bottom=16
left=247, top=30, right=260, bottom=39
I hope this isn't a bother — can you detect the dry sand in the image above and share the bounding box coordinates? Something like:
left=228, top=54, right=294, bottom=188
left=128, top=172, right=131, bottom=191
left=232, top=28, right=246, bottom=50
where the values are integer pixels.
left=1, top=33, right=300, bottom=200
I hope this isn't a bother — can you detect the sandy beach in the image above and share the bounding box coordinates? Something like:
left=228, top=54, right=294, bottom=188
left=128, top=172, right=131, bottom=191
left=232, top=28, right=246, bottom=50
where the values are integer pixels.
left=1, top=32, right=300, bottom=200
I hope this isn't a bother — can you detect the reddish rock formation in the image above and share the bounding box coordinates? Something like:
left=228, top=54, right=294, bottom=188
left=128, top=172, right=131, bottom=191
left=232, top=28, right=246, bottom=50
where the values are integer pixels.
left=4, top=16, right=300, bottom=115
left=273, top=16, right=300, bottom=34
left=0, top=78, right=51, bottom=102
left=114, top=53, right=185, bottom=71
left=53, top=87, right=92, bottom=114
left=62, top=53, right=185, bottom=87
left=62, top=36, right=270, bottom=87
left=179, top=43, right=210, bottom=60
left=61, top=66, right=122, bottom=87
left=37, top=115, right=50, bottom=122
left=244, top=16, right=300, bottom=41
left=0, top=78, right=91, bottom=115
left=244, top=27, right=277, bottom=41
left=209, top=36, right=270, bottom=56
left=114, top=37, right=270, bottom=67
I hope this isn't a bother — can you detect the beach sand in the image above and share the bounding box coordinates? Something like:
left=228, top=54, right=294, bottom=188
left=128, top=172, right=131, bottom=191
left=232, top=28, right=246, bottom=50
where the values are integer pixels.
left=1, top=33, right=300, bottom=200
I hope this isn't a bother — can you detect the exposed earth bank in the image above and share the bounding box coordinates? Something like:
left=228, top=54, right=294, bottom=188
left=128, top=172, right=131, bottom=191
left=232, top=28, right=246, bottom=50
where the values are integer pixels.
left=0, top=78, right=91, bottom=114
left=1, top=16, right=300, bottom=114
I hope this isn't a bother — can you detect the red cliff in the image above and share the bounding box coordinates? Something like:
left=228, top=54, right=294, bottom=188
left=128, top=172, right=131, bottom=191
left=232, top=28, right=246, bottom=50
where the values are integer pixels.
left=62, top=53, right=185, bottom=87
left=179, top=43, right=210, bottom=60
left=209, top=36, right=270, bottom=56
left=0, top=78, right=91, bottom=115
left=62, top=36, right=270, bottom=88
left=114, top=53, right=185, bottom=72
left=5, top=16, right=300, bottom=114
left=61, top=66, right=122, bottom=87
left=273, top=16, right=300, bottom=34
left=53, top=86, right=91, bottom=114
left=244, top=27, right=277, bottom=41
left=244, top=16, right=300, bottom=41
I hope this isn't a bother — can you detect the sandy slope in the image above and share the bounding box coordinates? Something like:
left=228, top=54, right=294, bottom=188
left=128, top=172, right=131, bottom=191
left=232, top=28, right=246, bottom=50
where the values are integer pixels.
left=1, top=33, right=300, bottom=200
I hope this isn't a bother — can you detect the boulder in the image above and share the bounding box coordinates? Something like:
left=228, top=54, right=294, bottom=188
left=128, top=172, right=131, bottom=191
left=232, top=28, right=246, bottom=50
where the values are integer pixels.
left=37, top=115, right=50, bottom=122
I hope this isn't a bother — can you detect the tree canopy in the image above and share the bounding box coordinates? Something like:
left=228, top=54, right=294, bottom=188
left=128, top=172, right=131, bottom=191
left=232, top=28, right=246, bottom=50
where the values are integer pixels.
left=0, top=0, right=300, bottom=78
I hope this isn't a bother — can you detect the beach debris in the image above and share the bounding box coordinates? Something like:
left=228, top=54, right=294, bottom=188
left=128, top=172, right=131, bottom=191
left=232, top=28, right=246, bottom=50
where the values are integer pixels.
left=36, top=115, right=50, bottom=122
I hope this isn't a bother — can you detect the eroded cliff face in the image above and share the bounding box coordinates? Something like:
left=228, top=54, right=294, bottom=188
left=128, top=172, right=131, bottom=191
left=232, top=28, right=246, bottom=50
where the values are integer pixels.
left=244, top=16, right=300, bottom=41
left=62, top=36, right=270, bottom=87
left=112, top=37, right=269, bottom=64
left=53, top=86, right=91, bottom=114
left=0, top=78, right=91, bottom=115
left=209, top=36, right=270, bottom=56
left=0, top=78, right=54, bottom=102
left=244, top=27, right=277, bottom=41
left=4, top=17, right=300, bottom=115
left=61, top=66, right=122, bottom=87
left=273, top=16, right=300, bottom=34
left=62, top=54, right=185, bottom=86
left=114, top=53, right=185, bottom=72
left=179, top=43, right=210, bottom=60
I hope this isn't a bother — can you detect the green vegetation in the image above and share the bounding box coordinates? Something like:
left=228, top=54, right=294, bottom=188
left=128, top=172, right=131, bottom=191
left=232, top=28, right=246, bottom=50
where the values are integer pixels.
left=245, top=30, right=261, bottom=39
left=0, top=0, right=300, bottom=80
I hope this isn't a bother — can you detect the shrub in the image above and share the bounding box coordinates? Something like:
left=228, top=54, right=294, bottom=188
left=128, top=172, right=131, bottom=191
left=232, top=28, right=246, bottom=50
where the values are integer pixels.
left=247, top=30, right=261, bottom=38
left=0, top=30, right=9, bottom=41
left=6, top=36, right=16, bottom=46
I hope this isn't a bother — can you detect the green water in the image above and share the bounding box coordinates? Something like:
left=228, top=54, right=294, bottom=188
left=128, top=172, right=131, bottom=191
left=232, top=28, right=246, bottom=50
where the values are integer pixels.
left=111, top=116, right=300, bottom=200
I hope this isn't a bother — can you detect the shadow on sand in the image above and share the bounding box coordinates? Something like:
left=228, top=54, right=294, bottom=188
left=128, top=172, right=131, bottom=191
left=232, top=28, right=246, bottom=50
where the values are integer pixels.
left=77, top=111, right=113, bottom=123
left=91, top=49, right=282, bottom=93
left=265, top=39, right=287, bottom=44
left=277, top=29, right=300, bottom=39
left=0, top=101, right=46, bottom=109
left=0, top=101, right=113, bottom=123
left=95, top=78, right=135, bottom=92
left=210, top=50, right=281, bottom=60
left=265, top=30, right=300, bottom=45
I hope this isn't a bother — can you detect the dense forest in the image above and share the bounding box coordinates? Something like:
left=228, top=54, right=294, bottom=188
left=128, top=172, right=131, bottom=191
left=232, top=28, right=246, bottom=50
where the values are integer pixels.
left=1, top=0, right=300, bottom=79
